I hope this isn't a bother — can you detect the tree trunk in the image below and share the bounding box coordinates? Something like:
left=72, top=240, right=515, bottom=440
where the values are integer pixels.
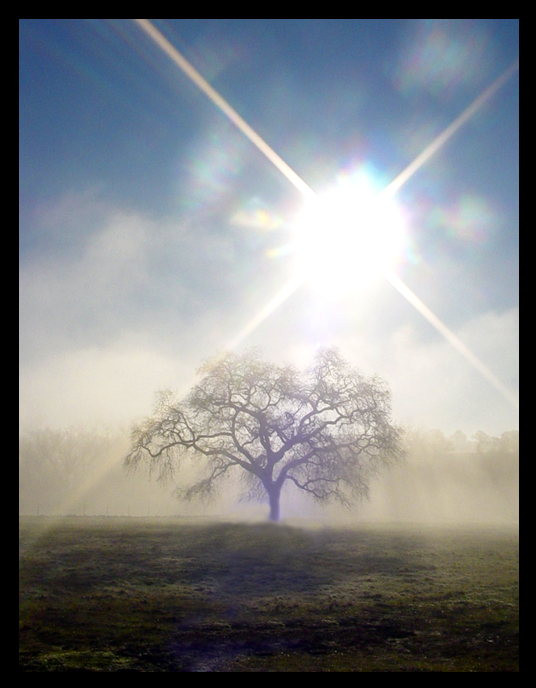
left=267, top=487, right=281, bottom=522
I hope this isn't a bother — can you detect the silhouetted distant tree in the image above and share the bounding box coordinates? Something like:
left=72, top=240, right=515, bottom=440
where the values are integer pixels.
left=449, top=429, right=470, bottom=453
left=125, top=348, right=404, bottom=521
left=499, top=430, right=519, bottom=454
left=402, top=426, right=452, bottom=461
left=473, top=430, right=493, bottom=454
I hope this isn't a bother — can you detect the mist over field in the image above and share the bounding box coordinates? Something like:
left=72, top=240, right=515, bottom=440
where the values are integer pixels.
left=19, top=424, right=518, bottom=526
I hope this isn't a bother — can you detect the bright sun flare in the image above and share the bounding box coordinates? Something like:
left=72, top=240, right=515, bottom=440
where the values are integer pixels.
left=293, top=172, right=407, bottom=291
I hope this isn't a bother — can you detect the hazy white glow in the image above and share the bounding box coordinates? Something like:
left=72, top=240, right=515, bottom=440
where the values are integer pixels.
left=384, top=271, right=519, bottom=410
left=293, top=176, right=406, bottom=290
left=225, top=275, right=305, bottom=351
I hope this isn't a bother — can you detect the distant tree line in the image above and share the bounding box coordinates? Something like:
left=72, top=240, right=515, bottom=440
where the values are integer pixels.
left=370, top=426, right=519, bottom=524
left=19, top=423, right=518, bottom=522
left=406, top=427, right=519, bottom=486
left=18, top=426, right=178, bottom=516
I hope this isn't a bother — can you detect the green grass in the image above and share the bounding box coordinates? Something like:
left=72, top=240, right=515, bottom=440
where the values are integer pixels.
left=19, top=517, right=518, bottom=671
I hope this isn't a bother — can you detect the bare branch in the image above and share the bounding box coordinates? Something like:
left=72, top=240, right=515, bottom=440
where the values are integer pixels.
left=124, top=347, right=404, bottom=520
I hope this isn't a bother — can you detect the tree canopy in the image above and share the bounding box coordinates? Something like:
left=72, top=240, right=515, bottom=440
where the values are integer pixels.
left=125, top=348, right=404, bottom=521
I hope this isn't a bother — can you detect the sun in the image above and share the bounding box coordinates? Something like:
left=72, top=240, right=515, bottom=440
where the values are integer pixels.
left=291, top=169, right=407, bottom=292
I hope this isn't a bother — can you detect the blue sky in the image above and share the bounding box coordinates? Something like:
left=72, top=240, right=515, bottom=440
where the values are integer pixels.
left=19, top=19, right=519, bottom=436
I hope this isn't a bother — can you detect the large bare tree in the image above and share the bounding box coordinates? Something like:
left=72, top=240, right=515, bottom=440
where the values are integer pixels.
left=125, top=348, right=404, bottom=521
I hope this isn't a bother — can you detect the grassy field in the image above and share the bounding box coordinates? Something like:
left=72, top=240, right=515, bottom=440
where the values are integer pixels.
left=19, top=516, right=519, bottom=672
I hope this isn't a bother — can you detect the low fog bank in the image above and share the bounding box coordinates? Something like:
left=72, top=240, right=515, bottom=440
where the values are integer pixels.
left=18, top=427, right=179, bottom=518
left=353, top=428, right=519, bottom=526
left=19, top=426, right=518, bottom=525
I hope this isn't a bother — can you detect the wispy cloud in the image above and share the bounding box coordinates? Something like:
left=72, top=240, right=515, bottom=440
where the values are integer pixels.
left=19, top=193, right=245, bottom=429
